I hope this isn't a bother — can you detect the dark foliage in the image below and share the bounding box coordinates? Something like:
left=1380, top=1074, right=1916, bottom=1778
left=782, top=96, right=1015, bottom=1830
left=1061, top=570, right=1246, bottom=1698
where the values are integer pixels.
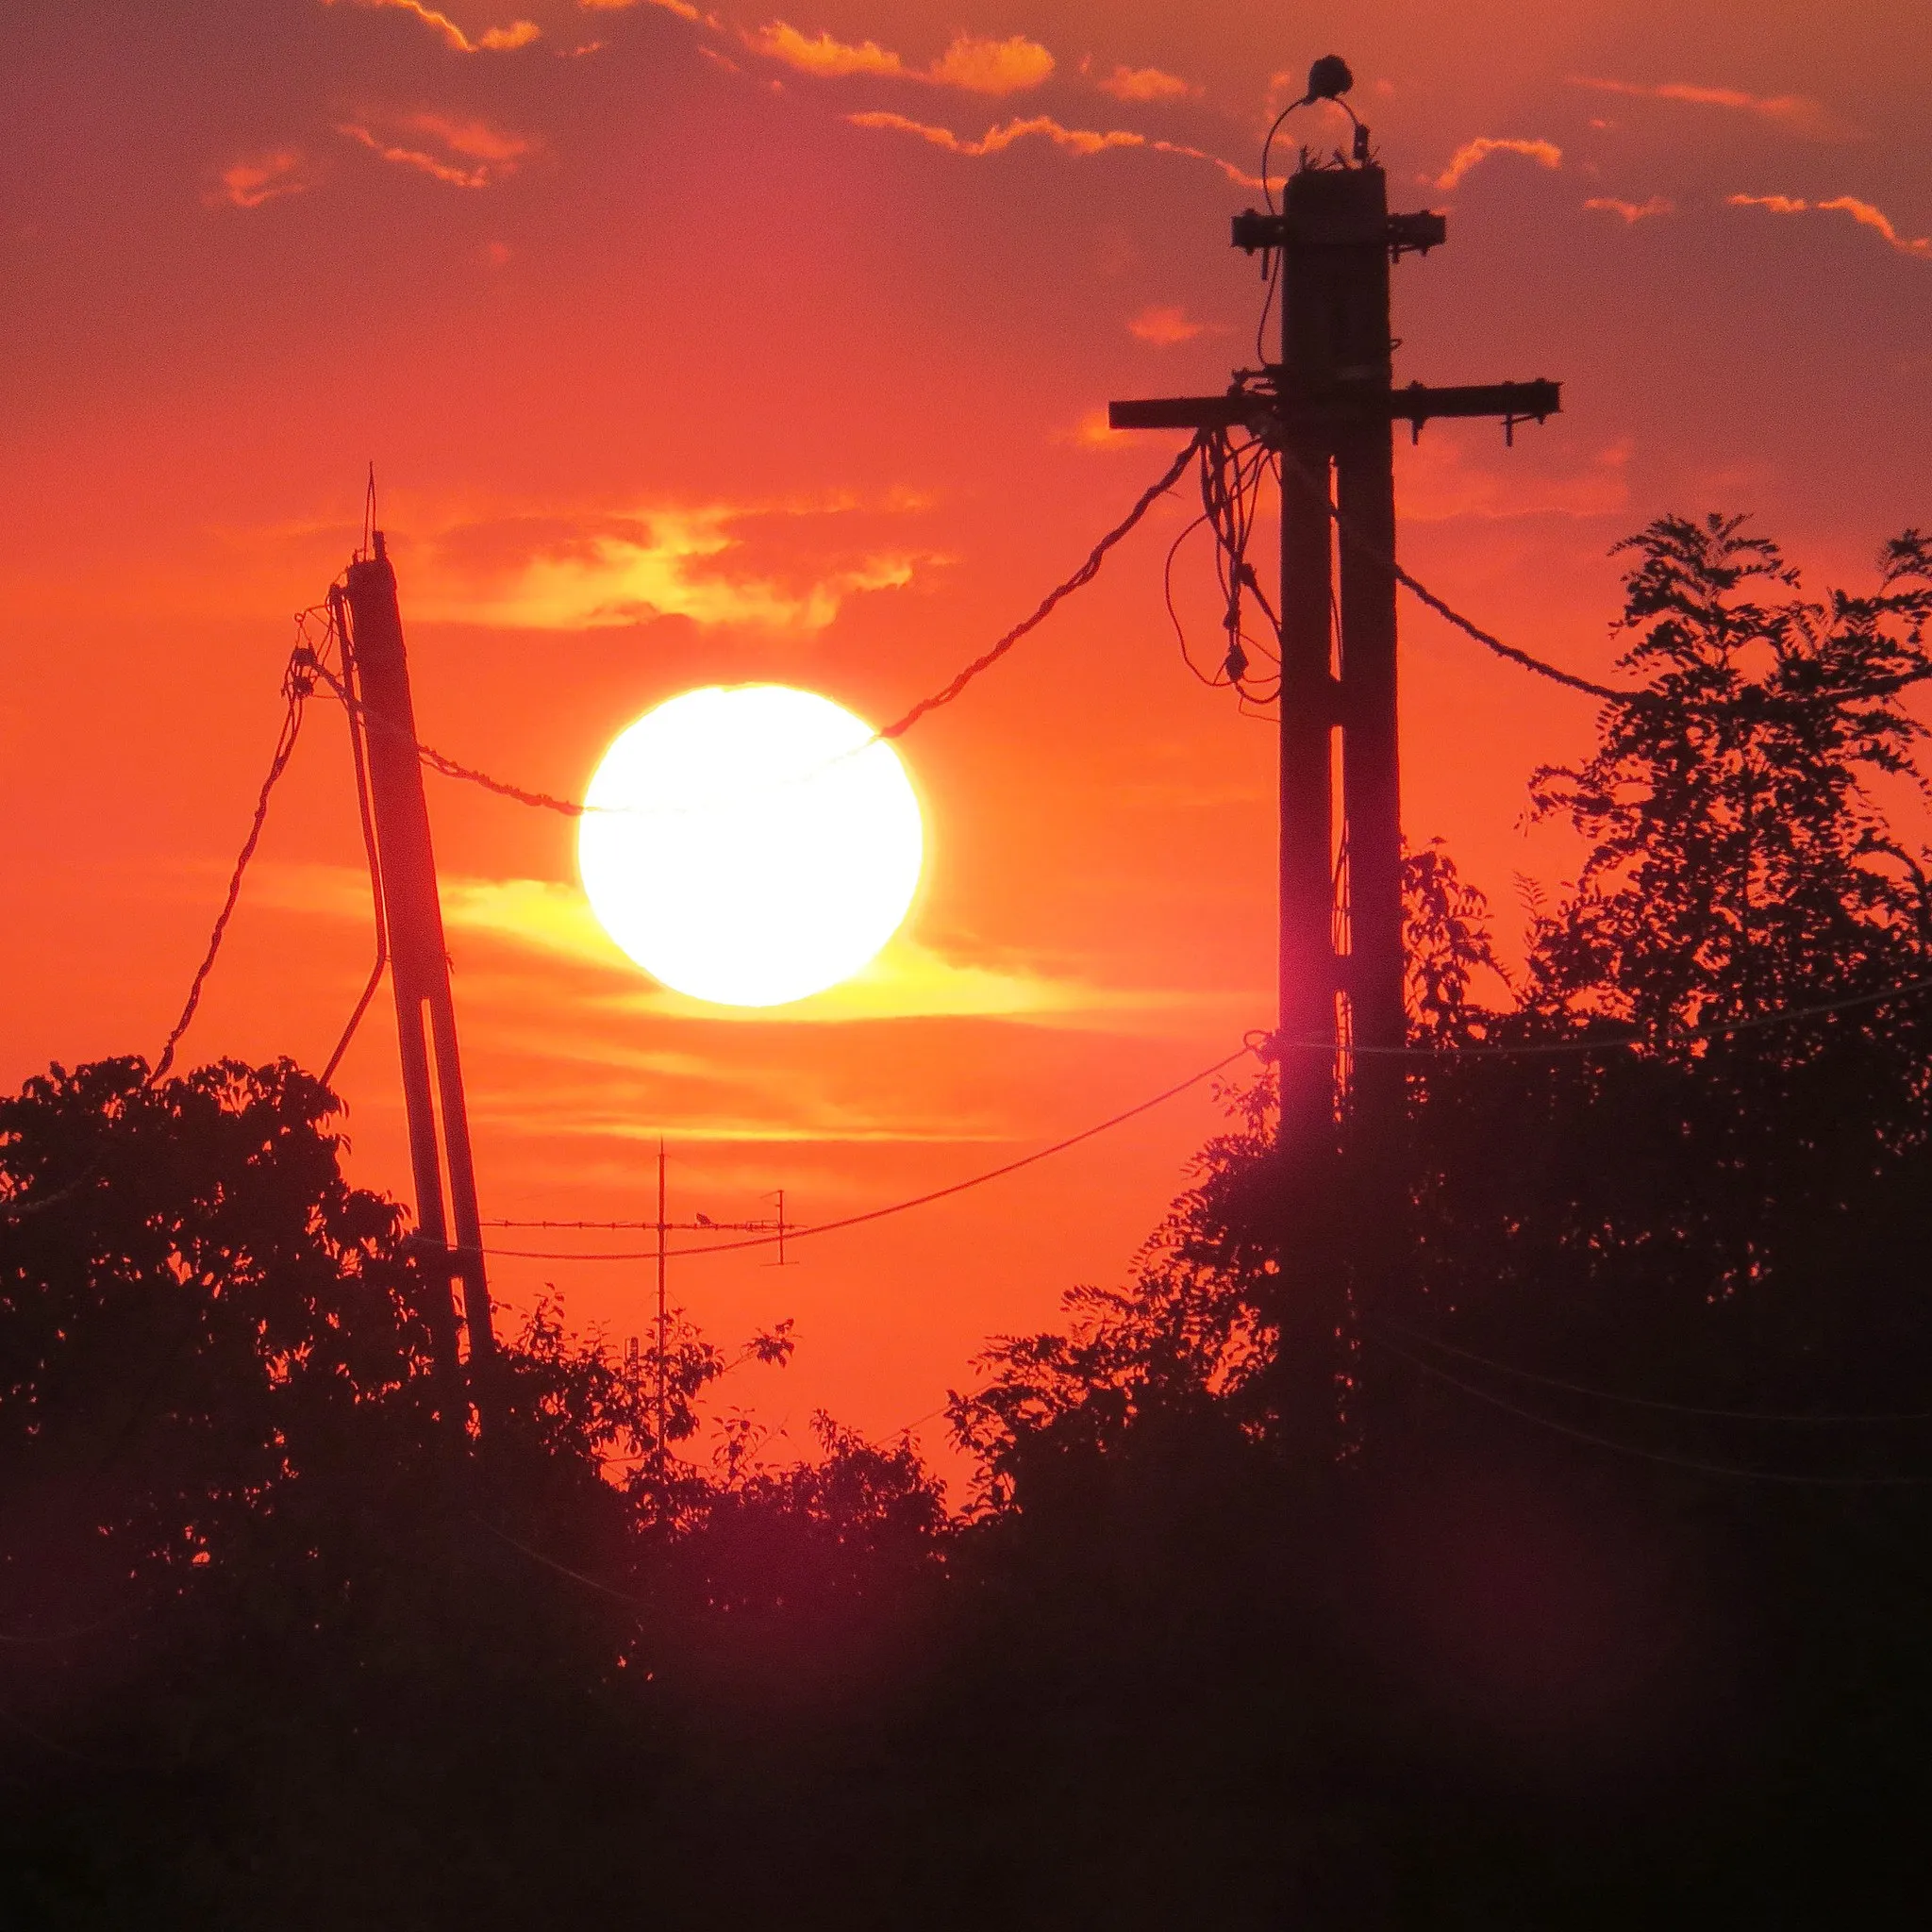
left=6, top=517, right=1932, bottom=1924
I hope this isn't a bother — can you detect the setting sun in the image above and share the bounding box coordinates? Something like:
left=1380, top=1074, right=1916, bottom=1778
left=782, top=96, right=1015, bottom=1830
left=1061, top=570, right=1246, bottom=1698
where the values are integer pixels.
left=576, top=685, right=924, bottom=1008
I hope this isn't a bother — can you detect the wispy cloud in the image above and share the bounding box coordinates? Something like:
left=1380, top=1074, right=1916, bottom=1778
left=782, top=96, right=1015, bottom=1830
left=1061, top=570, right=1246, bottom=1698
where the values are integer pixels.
left=1060, top=408, right=1132, bottom=452
left=848, top=111, right=1260, bottom=188
left=1728, top=192, right=1931, bottom=258
left=1095, top=64, right=1195, bottom=104
left=928, top=33, right=1054, bottom=94
left=580, top=0, right=702, bottom=16
left=1583, top=194, right=1674, bottom=224
left=419, top=502, right=917, bottom=630
left=1398, top=437, right=1633, bottom=524
left=261, top=863, right=1186, bottom=1028
left=336, top=110, right=536, bottom=187
left=1433, top=137, right=1563, bottom=193
left=325, top=0, right=541, bottom=53
left=1128, top=305, right=1222, bottom=345
left=206, top=148, right=309, bottom=209
left=1569, top=75, right=1837, bottom=138
left=749, top=25, right=1053, bottom=95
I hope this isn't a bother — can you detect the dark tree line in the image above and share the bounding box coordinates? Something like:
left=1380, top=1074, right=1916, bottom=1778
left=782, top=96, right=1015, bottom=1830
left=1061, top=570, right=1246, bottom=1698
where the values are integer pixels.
left=5, top=515, right=1931, bottom=1925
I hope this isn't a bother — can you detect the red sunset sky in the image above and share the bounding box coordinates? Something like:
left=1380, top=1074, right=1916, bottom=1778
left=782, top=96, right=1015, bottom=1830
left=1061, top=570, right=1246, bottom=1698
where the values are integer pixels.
left=5, top=0, right=1928, bottom=1459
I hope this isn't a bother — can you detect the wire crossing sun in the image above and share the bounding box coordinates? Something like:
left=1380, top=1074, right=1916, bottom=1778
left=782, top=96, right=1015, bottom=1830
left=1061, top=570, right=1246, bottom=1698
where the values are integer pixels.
left=577, top=686, right=924, bottom=1008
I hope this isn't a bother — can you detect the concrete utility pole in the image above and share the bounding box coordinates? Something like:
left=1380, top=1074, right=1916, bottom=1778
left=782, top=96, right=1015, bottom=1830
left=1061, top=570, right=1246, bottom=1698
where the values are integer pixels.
left=334, top=534, right=496, bottom=1395
left=1109, top=66, right=1560, bottom=1454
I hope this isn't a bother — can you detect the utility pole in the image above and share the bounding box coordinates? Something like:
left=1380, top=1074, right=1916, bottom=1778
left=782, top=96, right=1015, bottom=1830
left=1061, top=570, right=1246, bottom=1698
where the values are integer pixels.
left=641, top=1142, right=790, bottom=1480
left=656, top=1137, right=668, bottom=1485
left=1108, top=62, right=1560, bottom=1457
left=334, top=532, right=496, bottom=1406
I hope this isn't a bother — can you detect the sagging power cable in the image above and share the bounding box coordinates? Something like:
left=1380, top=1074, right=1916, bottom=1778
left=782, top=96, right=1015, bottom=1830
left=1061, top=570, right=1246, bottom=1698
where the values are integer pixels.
left=1258, top=968, right=1932, bottom=1062
left=484, top=1041, right=1255, bottom=1264
left=150, top=656, right=312, bottom=1084
left=309, top=436, right=1207, bottom=818
left=1373, top=1307, right=1932, bottom=1424
left=876, top=433, right=1206, bottom=740
left=319, top=600, right=391, bottom=1090
left=1368, top=1327, right=1932, bottom=1486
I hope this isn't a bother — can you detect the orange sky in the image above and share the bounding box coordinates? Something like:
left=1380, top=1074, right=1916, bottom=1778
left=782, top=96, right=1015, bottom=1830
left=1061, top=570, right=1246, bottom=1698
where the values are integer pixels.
left=5, top=0, right=1929, bottom=1464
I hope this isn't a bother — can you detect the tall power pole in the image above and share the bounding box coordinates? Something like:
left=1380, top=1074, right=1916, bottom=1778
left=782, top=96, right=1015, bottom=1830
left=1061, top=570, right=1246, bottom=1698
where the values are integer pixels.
left=1109, top=75, right=1559, bottom=1452
left=334, top=533, right=496, bottom=1394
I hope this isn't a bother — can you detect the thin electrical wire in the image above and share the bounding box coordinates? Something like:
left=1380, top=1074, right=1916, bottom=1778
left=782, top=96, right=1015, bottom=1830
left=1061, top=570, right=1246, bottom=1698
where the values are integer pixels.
left=150, top=677, right=308, bottom=1084
left=472, top=1515, right=655, bottom=1610
left=0, top=1170, right=98, bottom=1221
left=1274, top=446, right=1642, bottom=706
left=1254, top=247, right=1283, bottom=366
left=1262, top=969, right=1932, bottom=1061
left=1166, top=512, right=1232, bottom=687
left=1368, top=1329, right=1932, bottom=1486
left=322, top=603, right=390, bottom=1089
left=1372, top=1309, right=1932, bottom=1424
left=309, top=438, right=1206, bottom=818
left=878, top=433, right=1206, bottom=741
left=485, top=1043, right=1256, bottom=1264
left=309, top=661, right=588, bottom=817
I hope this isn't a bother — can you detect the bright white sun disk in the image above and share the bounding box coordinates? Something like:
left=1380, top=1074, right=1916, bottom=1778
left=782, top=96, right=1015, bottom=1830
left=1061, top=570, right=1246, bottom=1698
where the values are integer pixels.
left=577, top=685, right=924, bottom=1008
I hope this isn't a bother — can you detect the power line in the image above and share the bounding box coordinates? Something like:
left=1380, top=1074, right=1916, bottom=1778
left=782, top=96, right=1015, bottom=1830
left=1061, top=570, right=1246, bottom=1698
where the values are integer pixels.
left=1258, top=969, right=1932, bottom=1061
left=306, top=437, right=1204, bottom=819
left=321, top=596, right=390, bottom=1089
left=150, top=663, right=310, bottom=1084
left=877, top=433, right=1205, bottom=741
left=485, top=1043, right=1256, bottom=1264
left=1367, top=1328, right=1932, bottom=1486
left=1372, top=1309, right=1932, bottom=1424
left=309, top=660, right=586, bottom=817
left=1272, top=445, right=1642, bottom=707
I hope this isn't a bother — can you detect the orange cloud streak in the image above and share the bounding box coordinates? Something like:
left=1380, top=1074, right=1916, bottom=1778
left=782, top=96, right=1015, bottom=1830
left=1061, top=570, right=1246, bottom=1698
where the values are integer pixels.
left=1434, top=137, right=1563, bottom=192
left=1583, top=194, right=1674, bottom=223
left=337, top=111, right=535, bottom=187
left=1728, top=192, right=1932, bottom=258
left=1570, top=75, right=1835, bottom=137
left=207, top=149, right=308, bottom=209
left=1129, top=305, right=1216, bottom=345
left=326, top=0, right=541, bottom=53
left=1096, top=64, right=1195, bottom=104
left=750, top=25, right=1054, bottom=94
left=848, top=111, right=1259, bottom=188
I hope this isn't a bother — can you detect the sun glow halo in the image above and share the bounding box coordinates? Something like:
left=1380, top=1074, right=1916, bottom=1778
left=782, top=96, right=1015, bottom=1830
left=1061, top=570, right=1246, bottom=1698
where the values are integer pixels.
left=577, top=685, right=924, bottom=1008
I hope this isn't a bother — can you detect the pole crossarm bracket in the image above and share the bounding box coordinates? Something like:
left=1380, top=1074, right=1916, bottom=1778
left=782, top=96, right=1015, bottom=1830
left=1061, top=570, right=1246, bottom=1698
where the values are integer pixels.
left=1231, top=207, right=1447, bottom=258
left=1108, top=377, right=1560, bottom=440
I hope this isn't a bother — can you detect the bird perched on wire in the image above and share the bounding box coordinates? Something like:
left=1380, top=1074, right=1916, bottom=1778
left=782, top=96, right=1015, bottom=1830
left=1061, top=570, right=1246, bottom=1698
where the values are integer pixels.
left=1302, top=54, right=1353, bottom=104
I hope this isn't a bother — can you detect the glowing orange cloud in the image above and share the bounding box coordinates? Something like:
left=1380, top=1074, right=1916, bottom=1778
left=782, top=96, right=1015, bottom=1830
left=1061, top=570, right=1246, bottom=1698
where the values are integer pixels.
left=1096, top=64, right=1194, bottom=104
left=1584, top=194, right=1674, bottom=223
left=1434, top=137, right=1563, bottom=192
left=325, top=0, right=541, bottom=52
left=581, top=0, right=701, bottom=16
left=1129, top=306, right=1218, bottom=345
left=928, top=34, right=1054, bottom=95
left=337, top=110, right=535, bottom=187
left=751, top=22, right=903, bottom=80
left=417, top=503, right=916, bottom=630
left=1728, top=192, right=1932, bottom=258
left=848, top=111, right=1260, bottom=188
left=851, top=110, right=1134, bottom=158
left=207, top=149, right=308, bottom=209
left=750, top=24, right=1053, bottom=94
left=1570, top=75, right=1835, bottom=138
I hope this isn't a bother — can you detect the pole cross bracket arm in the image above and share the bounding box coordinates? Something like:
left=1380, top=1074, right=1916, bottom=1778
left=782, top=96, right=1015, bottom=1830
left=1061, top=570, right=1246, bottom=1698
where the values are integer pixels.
left=1391, top=378, right=1562, bottom=444
left=1231, top=208, right=1447, bottom=258
left=1108, top=377, right=1561, bottom=439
